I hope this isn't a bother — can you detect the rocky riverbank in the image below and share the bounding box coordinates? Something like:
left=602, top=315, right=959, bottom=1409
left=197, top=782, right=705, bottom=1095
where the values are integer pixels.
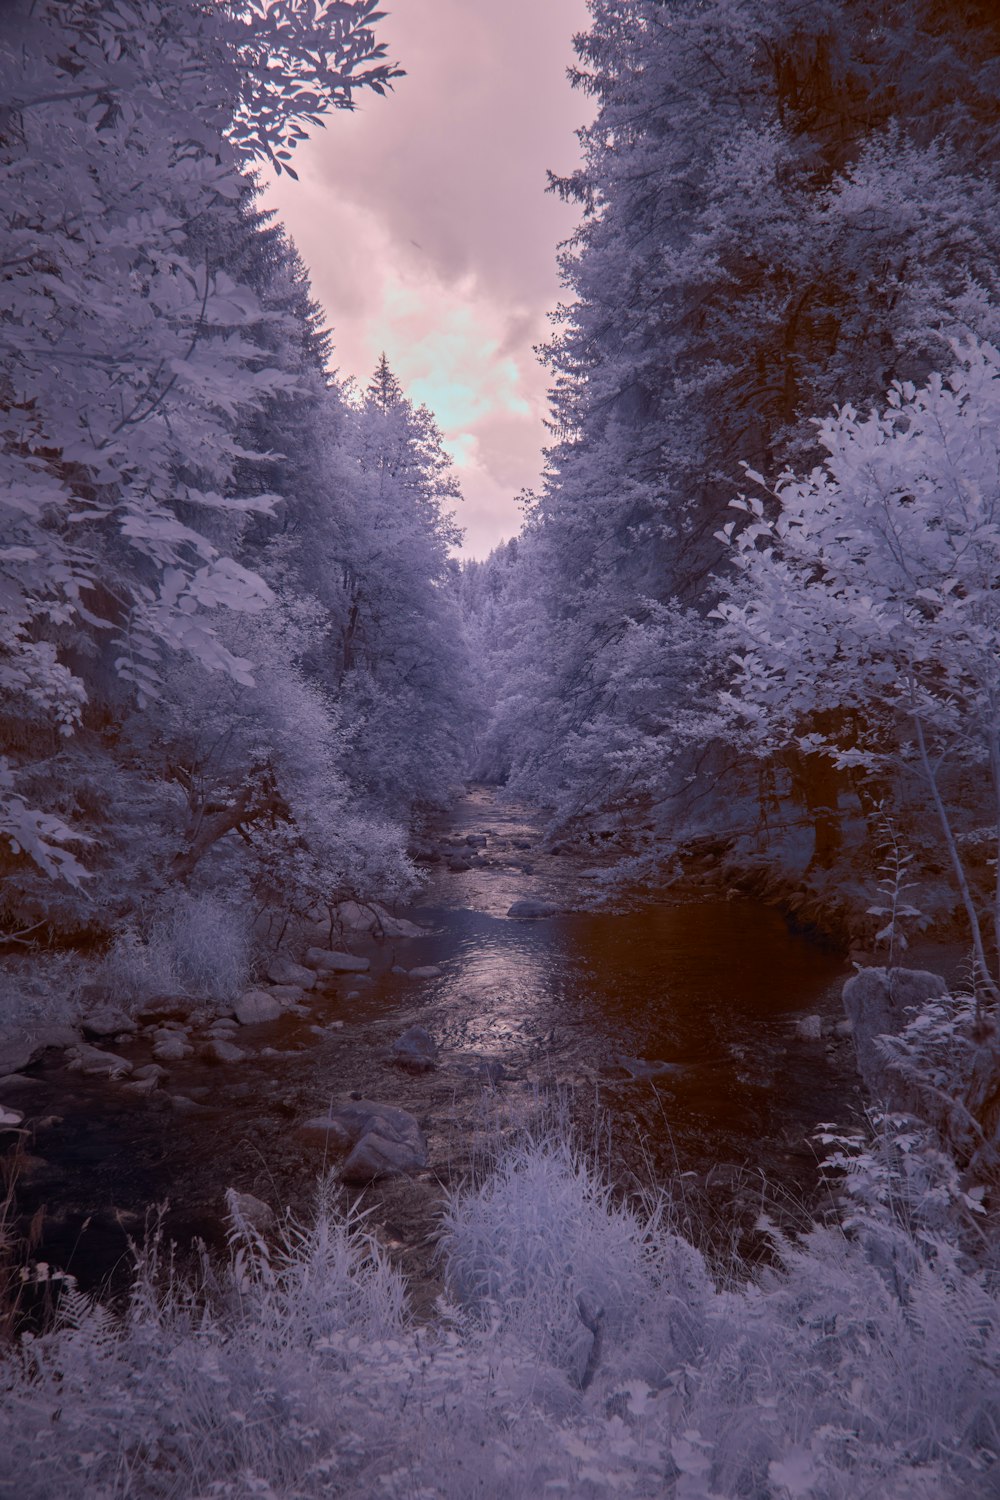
left=1, top=788, right=869, bottom=1313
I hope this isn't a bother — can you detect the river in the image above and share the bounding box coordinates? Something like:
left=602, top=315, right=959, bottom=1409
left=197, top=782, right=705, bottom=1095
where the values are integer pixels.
left=7, top=788, right=865, bottom=1302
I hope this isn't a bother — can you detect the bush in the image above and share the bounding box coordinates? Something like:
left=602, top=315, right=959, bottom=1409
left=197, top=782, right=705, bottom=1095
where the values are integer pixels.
left=95, top=891, right=252, bottom=1008
left=0, top=1131, right=996, bottom=1497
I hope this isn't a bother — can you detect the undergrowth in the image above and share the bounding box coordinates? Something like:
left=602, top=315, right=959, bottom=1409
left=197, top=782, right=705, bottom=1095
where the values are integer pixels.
left=93, top=891, right=253, bottom=1008
left=0, top=1123, right=996, bottom=1498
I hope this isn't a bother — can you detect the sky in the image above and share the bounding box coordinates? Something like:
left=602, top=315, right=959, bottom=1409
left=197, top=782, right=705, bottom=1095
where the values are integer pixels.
left=263, top=0, right=593, bottom=558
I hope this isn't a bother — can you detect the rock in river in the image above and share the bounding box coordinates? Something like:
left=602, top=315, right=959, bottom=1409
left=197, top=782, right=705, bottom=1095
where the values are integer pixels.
left=66, top=1045, right=133, bottom=1079
left=304, top=947, right=370, bottom=974
left=507, top=898, right=557, bottom=919
left=82, top=1007, right=137, bottom=1040
left=265, top=957, right=317, bottom=989
left=0, top=1027, right=80, bottom=1076
left=203, top=1038, right=247, bottom=1064
left=152, top=1032, right=194, bottom=1062
left=390, top=1025, right=438, bottom=1073
left=334, top=900, right=427, bottom=939
left=300, top=1099, right=427, bottom=1183
left=235, top=989, right=283, bottom=1025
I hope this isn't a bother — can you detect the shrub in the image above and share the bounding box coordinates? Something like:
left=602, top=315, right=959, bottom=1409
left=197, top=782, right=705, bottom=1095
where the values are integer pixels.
left=95, top=891, right=252, bottom=1007
left=0, top=1131, right=996, bottom=1497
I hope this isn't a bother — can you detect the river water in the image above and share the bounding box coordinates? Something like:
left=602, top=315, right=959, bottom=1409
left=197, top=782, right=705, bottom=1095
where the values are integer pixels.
left=8, top=788, right=864, bottom=1298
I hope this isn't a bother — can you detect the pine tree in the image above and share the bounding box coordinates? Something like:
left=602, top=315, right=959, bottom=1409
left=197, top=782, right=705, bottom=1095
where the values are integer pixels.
left=501, top=0, right=1000, bottom=833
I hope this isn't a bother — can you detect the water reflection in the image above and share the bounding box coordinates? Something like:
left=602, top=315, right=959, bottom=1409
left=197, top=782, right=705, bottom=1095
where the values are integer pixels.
left=14, top=795, right=862, bottom=1292
left=379, top=889, right=856, bottom=1191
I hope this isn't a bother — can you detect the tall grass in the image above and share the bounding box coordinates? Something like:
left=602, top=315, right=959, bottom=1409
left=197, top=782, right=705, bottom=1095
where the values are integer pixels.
left=0, top=1123, right=996, bottom=1498
left=95, top=891, right=252, bottom=1008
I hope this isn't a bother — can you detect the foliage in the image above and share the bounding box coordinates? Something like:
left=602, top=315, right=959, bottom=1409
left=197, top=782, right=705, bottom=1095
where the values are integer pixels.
left=94, top=890, right=253, bottom=1007
left=0, top=6, right=478, bottom=933
left=866, top=806, right=925, bottom=965
left=485, top=0, right=1000, bottom=844
left=717, top=342, right=1000, bottom=983
left=0, top=1130, right=997, bottom=1497
left=0, top=0, right=399, bottom=888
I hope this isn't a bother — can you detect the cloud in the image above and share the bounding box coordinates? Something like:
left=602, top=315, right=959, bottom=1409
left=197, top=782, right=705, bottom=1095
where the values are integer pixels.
left=263, top=0, right=591, bottom=557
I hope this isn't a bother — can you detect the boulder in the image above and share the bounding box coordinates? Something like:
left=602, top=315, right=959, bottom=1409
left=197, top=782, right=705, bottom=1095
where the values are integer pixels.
left=82, top=1007, right=137, bottom=1040
left=300, top=1098, right=427, bottom=1183
left=0, top=1036, right=43, bottom=1078
left=37, top=1025, right=85, bottom=1050
left=448, top=858, right=472, bottom=873
left=408, top=965, right=443, bottom=980
left=794, top=1014, right=823, bottom=1041
left=132, top=1063, right=169, bottom=1083
left=224, top=1187, right=275, bottom=1234
left=66, top=1045, right=133, bottom=1079
left=466, top=834, right=488, bottom=847
left=235, top=989, right=282, bottom=1025
left=342, top=1131, right=425, bottom=1184
left=152, top=1033, right=194, bottom=1063
left=334, top=900, right=426, bottom=940
left=203, top=1038, right=247, bottom=1064
left=121, top=1073, right=161, bottom=1096
left=390, top=1025, right=438, bottom=1073
left=268, top=985, right=305, bottom=1003
left=304, top=947, right=370, bottom=974
left=0, top=1105, right=24, bottom=1128
left=507, top=898, right=557, bottom=919
left=0, top=1027, right=80, bottom=1076
left=265, top=957, right=317, bottom=989
left=842, top=967, right=948, bottom=1102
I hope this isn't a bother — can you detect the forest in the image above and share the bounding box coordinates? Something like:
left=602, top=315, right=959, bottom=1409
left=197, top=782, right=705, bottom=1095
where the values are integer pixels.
left=1, top=1, right=999, bottom=1496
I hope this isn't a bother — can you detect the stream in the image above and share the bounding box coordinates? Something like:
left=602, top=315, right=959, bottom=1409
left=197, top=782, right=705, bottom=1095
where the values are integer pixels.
left=4, top=788, right=866, bottom=1305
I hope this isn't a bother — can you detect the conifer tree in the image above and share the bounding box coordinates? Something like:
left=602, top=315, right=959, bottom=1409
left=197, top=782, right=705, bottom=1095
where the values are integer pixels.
left=500, top=0, right=1000, bottom=833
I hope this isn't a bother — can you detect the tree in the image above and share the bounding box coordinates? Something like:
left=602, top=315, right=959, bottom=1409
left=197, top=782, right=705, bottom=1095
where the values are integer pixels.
left=0, top=0, right=398, bottom=896
left=716, top=341, right=1000, bottom=994
left=333, top=360, right=479, bottom=812
left=501, top=0, right=1000, bottom=833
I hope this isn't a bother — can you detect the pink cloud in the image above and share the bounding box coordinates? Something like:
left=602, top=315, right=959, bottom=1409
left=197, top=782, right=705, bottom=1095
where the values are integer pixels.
left=263, top=0, right=591, bottom=557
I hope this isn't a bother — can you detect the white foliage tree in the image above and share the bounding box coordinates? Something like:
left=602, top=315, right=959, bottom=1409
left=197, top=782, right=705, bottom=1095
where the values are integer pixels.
left=0, top=0, right=398, bottom=894
left=716, top=340, right=1000, bottom=993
